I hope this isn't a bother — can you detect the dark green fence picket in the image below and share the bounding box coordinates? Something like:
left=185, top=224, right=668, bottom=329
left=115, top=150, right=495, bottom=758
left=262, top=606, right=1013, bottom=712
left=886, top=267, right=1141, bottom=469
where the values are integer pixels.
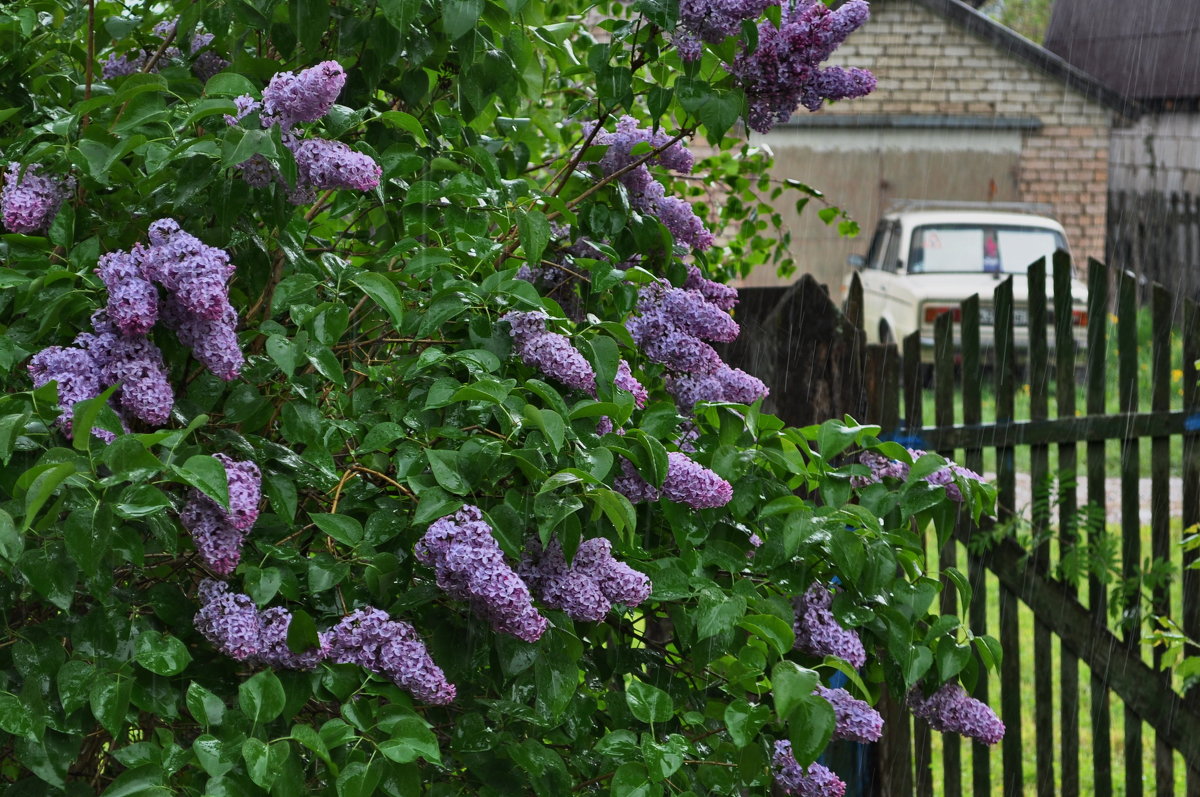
left=1052, top=250, right=1080, bottom=795
left=1087, top=258, right=1113, bottom=797
left=1151, top=283, right=1174, bottom=796
left=1117, top=269, right=1143, bottom=797
left=933, top=310, right=960, bottom=797
left=993, top=276, right=1023, bottom=797
left=1184, top=297, right=1200, bottom=791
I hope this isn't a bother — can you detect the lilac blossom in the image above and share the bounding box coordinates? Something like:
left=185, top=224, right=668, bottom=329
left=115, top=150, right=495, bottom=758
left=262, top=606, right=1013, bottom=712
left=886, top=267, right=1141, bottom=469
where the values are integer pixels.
left=674, top=0, right=777, bottom=60
left=731, top=0, right=875, bottom=133
left=213, top=453, right=262, bottom=531
left=662, top=451, right=733, bottom=509
left=255, top=607, right=328, bottom=670
left=908, top=683, right=1005, bottom=745
left=181, top=498, right=245, bottom=576
left=815, top=684, right=883, bottom=743
left=416, top=506, right=548, bottom=643
left=96, top=250, right=159, bottom=335
left=194, top=580, right=265, bottom=661
left=80, top=315, right=174, bottom=426
left=772, top=740, right=847, bottom=797
left=665, top=365, right=768, bottom=411
left=684, top=265, right=739, bottom=311
left=583, top=115, right=695, bottom=176
left=141, top=219, right=235, bottom=321
left=101, top=52, right=147, bottom=79
left=291, top=138, right=382, bottom=191
left=225, top=94, right=263, bottom=127
left=27, top=345, right=104, bottom=437
left=613, top=458, right=662, bottom=504
left=521, top=537, right=650, bottom=621
left=326, top=607, right=457, bottom=705
left=162, top=294, right=244, bottom=381
left=639, top=281, right=739, bottom=343
left=501, top=310, right=596, bottom=395
left=853, top=448, right=985, bottom=502
left=614, top=359, right=648, bottom=408
left=626, top=312, right=724, bottom=375
left=262, top=60, right=347, bottom=130
left=793, top=582, right=867, bottom=669
left=188, top=32, right=228, bottom=82
left=2, top=163, right=74, bottom=234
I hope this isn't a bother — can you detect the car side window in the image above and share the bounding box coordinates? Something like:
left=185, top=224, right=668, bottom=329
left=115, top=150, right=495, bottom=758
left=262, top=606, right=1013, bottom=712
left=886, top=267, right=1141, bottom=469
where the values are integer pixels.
left=881, top=222, right=901, bottom=272
left=864, top=225, right=888, bottom=269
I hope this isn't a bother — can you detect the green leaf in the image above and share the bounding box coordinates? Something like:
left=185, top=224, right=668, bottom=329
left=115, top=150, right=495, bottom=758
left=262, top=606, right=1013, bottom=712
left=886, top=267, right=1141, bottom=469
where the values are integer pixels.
left=902, top=646, right=934, bottom=689
left=18, top=547, right=77, bottom=610
left=350, top=272, right=406, bottom=330
left=58, top=660, right=96, bottom=715
left=937, top=638, right=972, bottom=683
left=311, top=513, right=365, bottom=546
left=723, top=698, right=770, bottom=748
left=696, top=593, right=746, bottom=640
left=786, top=694, right=836, bottom=767
left=293, top=0, right=329, bottom=53
left=22, top=461, right=77, bottom=530
left=0, top=509, right=23, bottom=563
left=267, top=334, right=302, bottom=378
left=239, top=670, right=286, bottom=724
left=675, top=77, right=742, bottom=141
left=626, top=678, right=673, bottom=724
left=0, top=692, right=35, bottom=736
left=99, top=764, right=169, bottom=797
left=378, top=714, right=442, bottom=764
left=523, top=405, right=566, bottom=454
left=90, top=672, right=132, bottom=736
left=359, top=422, right=407, bottom=453
left=771, top=661, right=818, bottom=723
left=609, top=762, right=652, bottom=797
left=379, top=111, right=428, bottom=145
left=133, top=631, right=192, bottom=676
left=175, top=455, right=230, bottom=509
left=286, top=609, right=322, bottom=656
left=426, top=448, right=469, bottom=495
left=518, top=209, right=551, bottom=265
left=186, top=682, right=225, bottom=727
left=738, top=614, right=795, bottom=657
left=442, top=0, right=484, bottom=38
left=242, top=738, right=283, bottom=790
left=205, top=72, right=258, bottom=97
left=192, top=734, right=236, bottom=777
left=379, top=0, right=422, bottom=37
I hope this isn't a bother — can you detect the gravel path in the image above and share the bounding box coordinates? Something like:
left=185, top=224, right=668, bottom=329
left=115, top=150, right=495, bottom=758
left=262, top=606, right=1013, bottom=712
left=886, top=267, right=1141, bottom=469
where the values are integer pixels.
left=999, top=472, right=1184, bottom=525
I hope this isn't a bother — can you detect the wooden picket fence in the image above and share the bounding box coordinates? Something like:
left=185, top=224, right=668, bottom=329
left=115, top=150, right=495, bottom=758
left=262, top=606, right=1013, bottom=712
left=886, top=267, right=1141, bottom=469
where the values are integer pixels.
left=848, top=254, right=1200, bottom=796
left=1107, top=189, right=1200, bottom=303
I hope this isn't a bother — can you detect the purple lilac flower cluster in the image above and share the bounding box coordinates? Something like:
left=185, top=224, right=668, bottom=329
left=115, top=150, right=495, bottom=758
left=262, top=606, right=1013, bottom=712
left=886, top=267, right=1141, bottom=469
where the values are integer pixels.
left=613, top=451, right=733, bottom=510
left=771, top=740, right=847, bottom=797
left=416, top=506, right=548, bottom=643
left=226, top=62, right=381, bottom=203
left=326, top=607, right=457, bottom=705
left=100, top=218, right=244, bottom=381
left=179, top=454, right=262, bottom=575
left=520, top=537, right=651, bottom=622
left=793, top=582, right=867, bottom=669
left=852, top=448, right=984, bottom=502
left=2, top=163, right=75, bottom=234
left=583, top=116, right=712, bottom=250
left=195, top=579, right=327, bottom=669
left=815, top=684, right=884, bottom=742
left=908, top=683, right=1005, bottom=745
left=501, top=310, right=597, bottom=395
left=673, top=0, right=777, bottom=61
left=101, top=21, right=226, bottom=81
left=194, top=583, right=455, bottom=704
left=730, top=0, right=875, bottom=133
left=614, top=359, right=649, bottom=408
left=28, top=310, right=171, bottom=438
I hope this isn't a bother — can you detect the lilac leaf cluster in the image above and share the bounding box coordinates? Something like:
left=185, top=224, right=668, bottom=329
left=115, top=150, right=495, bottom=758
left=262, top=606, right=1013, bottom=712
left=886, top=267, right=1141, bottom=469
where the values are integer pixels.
left=416, top=506, right=548, bottom=643
left=520, top=537, right=651, bottom=622
left=583, top=116, right=712, bottom=250
left=194, top=584, right=455, bottom=704
left=771, top=740, right=847, bottom=797
left=179, top=454, right=262, bottom=575
left=814, top=684, right=884, bottom=742
left=613, top=452, right=734, bottom=510
left=793, top=582, right=867, bottom=669
left=2, top=162, right=75, bottom=235
left=226, top=61, right=381, bottom=203
left=908, top=682, right=1005, bottom=745
left=501, top=310, right=597, bottom=395
left=730, top=0, right=876, bottom=133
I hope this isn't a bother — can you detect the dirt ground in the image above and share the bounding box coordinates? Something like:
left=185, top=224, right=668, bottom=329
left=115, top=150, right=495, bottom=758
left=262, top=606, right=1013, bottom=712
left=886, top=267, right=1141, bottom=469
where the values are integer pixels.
left=1001, top=472, right=1184, bottom=525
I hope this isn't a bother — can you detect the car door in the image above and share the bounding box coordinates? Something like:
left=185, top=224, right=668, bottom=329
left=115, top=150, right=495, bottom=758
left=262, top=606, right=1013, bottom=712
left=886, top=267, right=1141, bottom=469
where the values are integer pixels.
left=856, top=221, right=896, bottom=343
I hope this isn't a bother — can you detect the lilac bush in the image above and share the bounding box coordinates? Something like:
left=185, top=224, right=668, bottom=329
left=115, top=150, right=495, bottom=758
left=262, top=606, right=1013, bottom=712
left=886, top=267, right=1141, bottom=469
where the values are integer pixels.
left=1, top=162, right=74, bottom=234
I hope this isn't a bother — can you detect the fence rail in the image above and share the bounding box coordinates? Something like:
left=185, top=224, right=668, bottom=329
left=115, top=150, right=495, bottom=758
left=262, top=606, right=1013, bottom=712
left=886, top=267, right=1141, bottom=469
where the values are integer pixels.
left=857, top=252, right=1200, bottom=795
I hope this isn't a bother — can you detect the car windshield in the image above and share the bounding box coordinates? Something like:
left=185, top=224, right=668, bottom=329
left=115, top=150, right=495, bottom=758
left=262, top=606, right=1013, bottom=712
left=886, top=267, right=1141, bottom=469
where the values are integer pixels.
left=907, top=224, right=1067, bottom=274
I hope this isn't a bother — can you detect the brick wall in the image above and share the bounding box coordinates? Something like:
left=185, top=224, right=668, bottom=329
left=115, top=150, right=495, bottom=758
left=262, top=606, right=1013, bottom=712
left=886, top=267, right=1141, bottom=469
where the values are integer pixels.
left=811, top=0, right=1114, bottom=264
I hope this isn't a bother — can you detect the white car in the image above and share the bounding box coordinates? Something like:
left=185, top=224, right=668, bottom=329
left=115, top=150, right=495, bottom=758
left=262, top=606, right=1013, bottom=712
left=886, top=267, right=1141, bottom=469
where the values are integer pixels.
left=842, top=202, right=1090, bottom=361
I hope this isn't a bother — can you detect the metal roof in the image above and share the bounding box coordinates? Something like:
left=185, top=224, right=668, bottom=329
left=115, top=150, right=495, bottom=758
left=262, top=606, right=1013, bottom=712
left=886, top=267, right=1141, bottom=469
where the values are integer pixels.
left=1044, top=0, right=1200, bottom=101
left=909, top=0, right=1138, bottom=116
